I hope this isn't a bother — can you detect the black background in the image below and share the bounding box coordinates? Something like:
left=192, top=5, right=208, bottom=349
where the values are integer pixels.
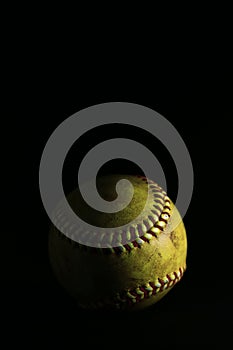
left=3, top=23, right=232, bottom=345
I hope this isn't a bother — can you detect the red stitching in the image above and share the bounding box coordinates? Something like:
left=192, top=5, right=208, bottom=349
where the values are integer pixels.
left=140, top=236, right=150, bottom=243
left=117, top=266, right=186, bottom=307
left=124, top=244, right=131, bottom=252
left=132, top=240, right=140, bottom=248
left=77, top=267, right=186, bottom=310
left=53, top=176, right=171, bottom=254
left=148, top=229, right=157, bottom=237
left=139, top=286, right=149, bottom=298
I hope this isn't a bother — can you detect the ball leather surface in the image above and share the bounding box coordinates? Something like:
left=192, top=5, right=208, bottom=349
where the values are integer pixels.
left=48, top=175, right=187, bottom=310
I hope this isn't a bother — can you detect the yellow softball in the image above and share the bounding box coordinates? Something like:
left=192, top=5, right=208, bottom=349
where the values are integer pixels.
left=48, top=174, right=187, bottom=310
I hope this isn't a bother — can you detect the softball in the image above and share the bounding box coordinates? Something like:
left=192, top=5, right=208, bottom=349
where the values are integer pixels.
left=48, top=174, right=187, bottom=310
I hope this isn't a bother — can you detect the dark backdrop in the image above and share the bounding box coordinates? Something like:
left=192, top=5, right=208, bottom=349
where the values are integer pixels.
left=4, top=52, right=232, bottom=346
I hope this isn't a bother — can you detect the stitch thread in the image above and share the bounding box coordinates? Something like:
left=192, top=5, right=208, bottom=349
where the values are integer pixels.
left=52, top=176, right=172, bottom=253
left=115, top=266, right=186, bottom=307
left=76, top=266, right=186, bottom=310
